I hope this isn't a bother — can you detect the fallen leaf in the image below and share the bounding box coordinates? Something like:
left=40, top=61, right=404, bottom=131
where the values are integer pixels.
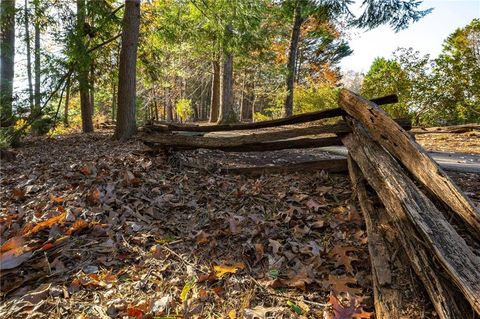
left=244, top=306, right=285, bottom=319
left=328, top=294, right=373, bottom=319
left=255, top=243, right=264, bottom=263
left=181, top=281, right=195, bottom=302
left=0, top=236, right=33, bottom=270
left=86, top=186, right=101, bottom=205
left=326, top=275, right=362, bottom=295
left=214, top=262, right=245, bottom=278
left=22, top=212, right=67, bottom=236
left=195, top=230, right=209, bottom=245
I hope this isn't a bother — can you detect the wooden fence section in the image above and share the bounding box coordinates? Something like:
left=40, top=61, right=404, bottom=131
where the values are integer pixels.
left=141, top=91, right=480, bottom=318
left=340, top=90, right=480, bottom=318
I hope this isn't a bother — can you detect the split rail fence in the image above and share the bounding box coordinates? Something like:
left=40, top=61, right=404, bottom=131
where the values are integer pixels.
left=142, top=89, right=480, bottom=318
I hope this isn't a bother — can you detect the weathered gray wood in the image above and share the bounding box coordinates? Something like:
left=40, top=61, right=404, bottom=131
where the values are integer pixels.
left=347, top=155, right=465, bottom=319
left=183, top=158, right=348, bottom=176
left=412, top=123, right=480, bottom=134
left=343, top=121, right=480, bottom=315
left=143, top=119, right=411, bottom=149
left=145, top=136, right=343, bottom=152
left=339, top=89, right=480, bottom=237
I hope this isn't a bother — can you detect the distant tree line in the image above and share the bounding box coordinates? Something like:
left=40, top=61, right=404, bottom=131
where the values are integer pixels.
left=361, top=19, right=480, bottom=126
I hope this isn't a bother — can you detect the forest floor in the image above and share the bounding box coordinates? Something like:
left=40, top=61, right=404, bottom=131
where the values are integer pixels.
left=0, top=130, right=478, bottom=319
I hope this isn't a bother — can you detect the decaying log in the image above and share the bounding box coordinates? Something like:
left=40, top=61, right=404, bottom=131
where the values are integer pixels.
left=145, top=136, right=343, bottom=152
left=145, top=94, right=398, bottom=133
left=412, top=123, right=480, bottom=134
left=183, top=158, right=348, bottom=176
left=347, top=156, right=464, bottom=318
left=339, top=89, right=480, bottom=237
left=343, top=121, right=480, bottom=316
left=143, top=119, right=411, bottom=150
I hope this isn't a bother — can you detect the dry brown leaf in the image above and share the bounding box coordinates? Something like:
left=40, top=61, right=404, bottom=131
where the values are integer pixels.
left=326, top=275, right=362, bottom=295
left=331, top=245, right=358, bottom=274
left=86, top=186, right=101, bottom=205
left=255, top=243, right=264, bottom=263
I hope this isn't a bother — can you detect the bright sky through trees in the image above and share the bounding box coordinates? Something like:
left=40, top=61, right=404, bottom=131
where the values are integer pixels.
left=340, top=0, right=480, bottom=72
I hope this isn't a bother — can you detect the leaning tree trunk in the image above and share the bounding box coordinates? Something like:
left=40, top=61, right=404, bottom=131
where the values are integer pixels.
left=24, top=0, right=34, bottom=111
left=0, top=0, right=16, bottom=127
left=209, top=59, right=220, bottom=123
left=76, top=0, right=93, bottom=132
left=218, top=51, right=237, bottom=124
left=114, top=0, right=141, bottom=141
left=283, top=0, right=303, bottom=118
left=33, top=0, right=41, bottom=113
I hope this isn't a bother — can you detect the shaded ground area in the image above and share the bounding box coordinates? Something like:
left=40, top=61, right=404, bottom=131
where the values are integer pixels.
left=0, top=131, right=477, bottom=318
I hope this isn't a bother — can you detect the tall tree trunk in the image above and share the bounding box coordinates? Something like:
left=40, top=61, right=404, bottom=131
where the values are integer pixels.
left=24, top=0, right=34, bottom=110
left=90, top=63, right=95, bottom=115
left=33, top=0, right=41, bottom=113
left=283, top=1, right=303, bottom=117
left=114, top=0, right=140, bottom=140
left=76, top=0, right=93, bottom=132
left=0, top=0, right=16, bottom=127
left=240, top=69, right=253, bottom=122
left=111, top=81, right=116, bottom=122
left=209, top=59, right=220, bottom=122
left=64, top=76, right=70, bottom=125
left=165, top=86, right=173, bottom=122
left=218, top=51, right=237, bottom=124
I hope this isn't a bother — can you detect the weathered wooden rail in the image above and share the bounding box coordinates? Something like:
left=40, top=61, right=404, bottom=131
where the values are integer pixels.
left=141, top=91, right=480, bottom=318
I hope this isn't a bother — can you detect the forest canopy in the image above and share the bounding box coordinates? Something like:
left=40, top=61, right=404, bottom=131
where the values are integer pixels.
left=1, top=0, right=476, bottom=144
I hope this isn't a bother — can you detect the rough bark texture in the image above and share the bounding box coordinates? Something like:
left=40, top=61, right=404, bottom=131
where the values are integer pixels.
left=209, top=60, right=221, bottom=123
left=283, top=1, right=303, bottom=118
left=76, top=0, right=93, bottom=133
left=339, top=89, right=480, bottom=237
left=343, top=120, right=480, bottom=316
left=165, top=86, right=173, bottom=122
left=114, top=0, right=141, bottom=141
left=0, top=0, right=15, bottom=126
left=348, top=156, right=445, bottom=319
left=144, top=136, right=343, bottom=152
left=24, top=0, right=34, bottom=110
left=34, top=0, right=41, bottom=112
left=218, top=51, right=237, bottom=124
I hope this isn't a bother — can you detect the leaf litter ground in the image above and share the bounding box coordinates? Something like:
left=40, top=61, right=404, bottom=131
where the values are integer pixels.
left=0, top=132, right=476, bottom=318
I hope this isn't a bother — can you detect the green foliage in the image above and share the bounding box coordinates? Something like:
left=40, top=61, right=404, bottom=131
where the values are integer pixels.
left=175, top=99, right=194, bottom=121
left=361, top=18, right=480, bottom=125
left=31, top=116, right=54, bottom=135
left=361, top=57, right=412, bottom=119
left=294, top=82, right=339, bottom=114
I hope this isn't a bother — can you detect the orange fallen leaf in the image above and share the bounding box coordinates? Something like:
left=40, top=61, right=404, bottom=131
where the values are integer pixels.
left=127, top=307, right=143, bottom=318
left=22, top=212, right=67, bottom=236
left=12, top=188, right=26, bottom=201
left=66, top=219, right=89, bottom=235
left=213, top=262, right=245, bottom=278
left=50, top=194, right=65, bottom=204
